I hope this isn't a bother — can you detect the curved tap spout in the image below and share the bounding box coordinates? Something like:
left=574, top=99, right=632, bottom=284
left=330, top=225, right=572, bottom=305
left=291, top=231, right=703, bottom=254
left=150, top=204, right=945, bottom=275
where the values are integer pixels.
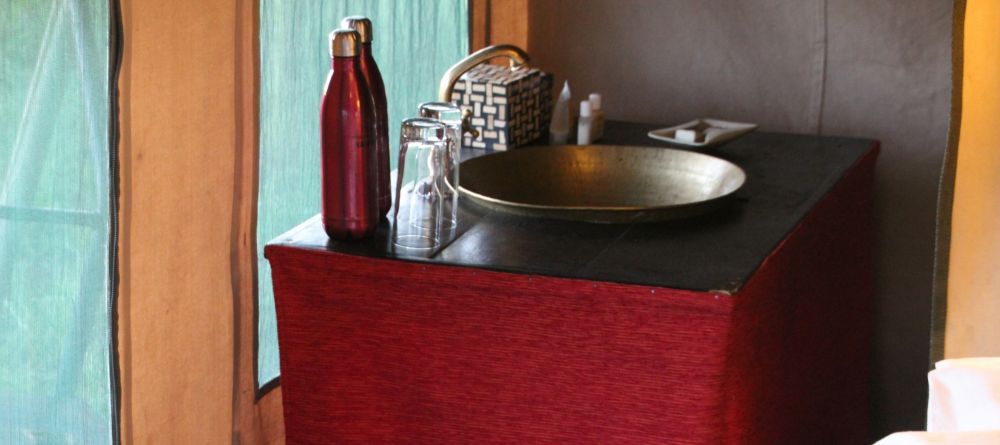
left=438, top=44, right=530, bottom=102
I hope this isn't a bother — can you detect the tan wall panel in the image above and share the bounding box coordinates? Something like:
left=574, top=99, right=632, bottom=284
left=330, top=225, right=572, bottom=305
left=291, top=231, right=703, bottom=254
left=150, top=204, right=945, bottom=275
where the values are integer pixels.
left=946, top=0, right=1000, bottom=358
left=118, top=0, right=282, bottom=443
left=119, top=0, right=236, bottom=442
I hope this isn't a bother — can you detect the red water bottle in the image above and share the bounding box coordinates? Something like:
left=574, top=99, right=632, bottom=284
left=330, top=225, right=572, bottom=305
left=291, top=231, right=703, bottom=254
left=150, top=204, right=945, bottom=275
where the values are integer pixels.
left=321, top=29, right=378, bottom=239
left=342, top=16, right=391, bottom=216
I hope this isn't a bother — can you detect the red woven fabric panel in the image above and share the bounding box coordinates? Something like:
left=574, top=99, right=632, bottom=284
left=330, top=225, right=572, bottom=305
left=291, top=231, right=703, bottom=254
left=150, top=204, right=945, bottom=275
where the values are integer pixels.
left=268, top=253, right=734, bottom=444
left=722, top=145, right=877, bottom=444
left=267, top=146, right=877, bottom=444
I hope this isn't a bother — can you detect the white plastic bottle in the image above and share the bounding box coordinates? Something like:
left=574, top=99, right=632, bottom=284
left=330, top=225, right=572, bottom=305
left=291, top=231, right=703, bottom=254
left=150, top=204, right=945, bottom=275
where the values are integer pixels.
left=577, top=99, right=593, bottom=145
left=550, top=81, right=572, bottom=144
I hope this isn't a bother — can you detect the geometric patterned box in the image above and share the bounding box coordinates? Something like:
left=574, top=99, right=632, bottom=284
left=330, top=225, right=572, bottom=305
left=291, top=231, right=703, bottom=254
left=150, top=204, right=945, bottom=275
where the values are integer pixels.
left=450, top=64, right=553, bottom=151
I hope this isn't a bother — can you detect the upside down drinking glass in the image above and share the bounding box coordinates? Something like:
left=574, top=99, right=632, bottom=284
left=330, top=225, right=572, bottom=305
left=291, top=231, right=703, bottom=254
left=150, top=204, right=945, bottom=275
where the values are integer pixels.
left=418, top=101, right=462, bottom=229
left=393, top=118, right=448, bottom=250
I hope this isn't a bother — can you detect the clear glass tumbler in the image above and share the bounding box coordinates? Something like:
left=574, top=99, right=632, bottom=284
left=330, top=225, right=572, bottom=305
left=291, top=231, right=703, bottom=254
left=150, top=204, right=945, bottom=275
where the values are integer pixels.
left=393, top=118, right=448, bottom=250
left=418, top=102, right=462, bottom=229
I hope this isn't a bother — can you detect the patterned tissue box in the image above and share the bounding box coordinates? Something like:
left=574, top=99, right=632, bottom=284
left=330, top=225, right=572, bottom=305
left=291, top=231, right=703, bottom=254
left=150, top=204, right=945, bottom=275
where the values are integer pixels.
left=450, top=64, right=554, bottom=151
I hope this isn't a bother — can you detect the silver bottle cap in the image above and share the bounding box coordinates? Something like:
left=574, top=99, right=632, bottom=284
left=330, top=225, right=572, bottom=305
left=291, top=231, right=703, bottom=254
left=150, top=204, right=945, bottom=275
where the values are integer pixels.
left=340, top=16, right=373, bottom=43
left=328, top=29, right=359, bottom=58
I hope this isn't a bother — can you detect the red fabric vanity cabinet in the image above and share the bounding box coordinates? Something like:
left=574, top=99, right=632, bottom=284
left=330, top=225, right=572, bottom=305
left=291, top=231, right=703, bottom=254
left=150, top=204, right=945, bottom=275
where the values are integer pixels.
left=265, top=122, right=878, bottom=444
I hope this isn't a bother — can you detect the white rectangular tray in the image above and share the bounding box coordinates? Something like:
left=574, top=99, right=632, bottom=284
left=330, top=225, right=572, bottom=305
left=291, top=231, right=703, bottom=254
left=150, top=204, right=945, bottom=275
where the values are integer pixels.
left=648, top=119, right=757, bottom=148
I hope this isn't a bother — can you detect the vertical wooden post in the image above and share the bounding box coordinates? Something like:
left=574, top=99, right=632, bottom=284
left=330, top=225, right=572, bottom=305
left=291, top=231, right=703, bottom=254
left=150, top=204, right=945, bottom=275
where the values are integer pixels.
left=469, top=0, right=531, bottom=52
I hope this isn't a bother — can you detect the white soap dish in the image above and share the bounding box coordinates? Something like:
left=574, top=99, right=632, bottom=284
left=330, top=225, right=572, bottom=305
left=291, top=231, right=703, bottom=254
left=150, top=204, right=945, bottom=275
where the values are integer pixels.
left=648, top=119, right=758, bottom=148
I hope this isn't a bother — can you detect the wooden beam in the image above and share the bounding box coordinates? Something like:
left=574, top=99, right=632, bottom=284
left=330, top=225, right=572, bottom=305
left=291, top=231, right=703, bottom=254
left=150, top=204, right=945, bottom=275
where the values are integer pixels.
left=470, top=0, right=489, bottom=51
left=469, top=0, right=530, bottom=52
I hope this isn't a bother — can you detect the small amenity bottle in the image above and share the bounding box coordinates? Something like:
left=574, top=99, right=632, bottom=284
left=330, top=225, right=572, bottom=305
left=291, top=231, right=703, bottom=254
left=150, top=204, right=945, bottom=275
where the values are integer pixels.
left=341, top=16, right=391, bottom=217
left=550, top=81, right=571, bottom=144
left=588, top=93, right=605, bottom=141
left=321, top=29, right=378, bottom=239
left=577, top=99, right=594, bottom=145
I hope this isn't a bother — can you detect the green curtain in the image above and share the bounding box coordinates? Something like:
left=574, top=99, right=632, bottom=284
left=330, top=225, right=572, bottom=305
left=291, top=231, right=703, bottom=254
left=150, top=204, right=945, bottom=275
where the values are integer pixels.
left=0, top=1, right=114, bottom=443
left=257, top=1, right=469, bottom=387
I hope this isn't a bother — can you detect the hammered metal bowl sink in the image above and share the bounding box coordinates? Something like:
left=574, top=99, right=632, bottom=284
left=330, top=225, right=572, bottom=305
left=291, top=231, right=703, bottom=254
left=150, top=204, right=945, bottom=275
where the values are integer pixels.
left=458, top=145, right=746, bottom=223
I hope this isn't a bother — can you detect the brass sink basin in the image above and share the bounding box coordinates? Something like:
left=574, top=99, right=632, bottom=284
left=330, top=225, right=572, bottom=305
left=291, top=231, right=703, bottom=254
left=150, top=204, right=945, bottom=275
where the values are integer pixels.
left=458, top=145, right=746, bottom=223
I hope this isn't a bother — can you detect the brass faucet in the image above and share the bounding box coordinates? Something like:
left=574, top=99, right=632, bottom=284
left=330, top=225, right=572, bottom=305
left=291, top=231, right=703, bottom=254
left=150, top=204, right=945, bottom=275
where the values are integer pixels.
left=438, top=44, right=530, bottom=140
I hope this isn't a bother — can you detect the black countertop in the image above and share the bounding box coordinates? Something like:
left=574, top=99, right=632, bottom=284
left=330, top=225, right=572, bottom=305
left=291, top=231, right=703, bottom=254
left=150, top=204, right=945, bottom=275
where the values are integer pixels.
left=267, top=121, right=876, bottom=293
